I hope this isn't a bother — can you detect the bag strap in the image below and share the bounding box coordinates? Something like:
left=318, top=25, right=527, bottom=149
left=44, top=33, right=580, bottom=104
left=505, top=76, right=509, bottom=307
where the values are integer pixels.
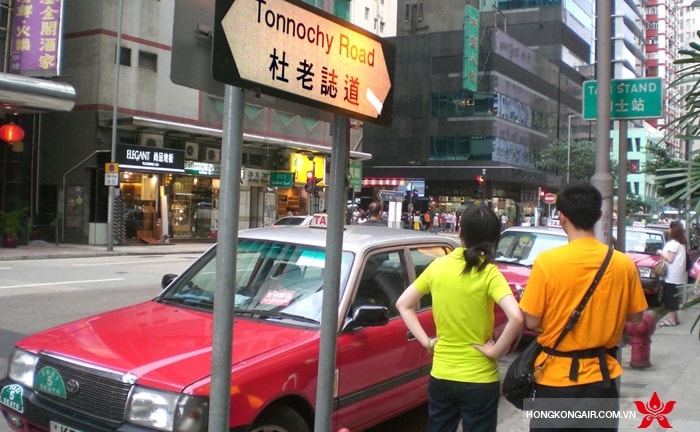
left=551, top=245, right=614, bottom=349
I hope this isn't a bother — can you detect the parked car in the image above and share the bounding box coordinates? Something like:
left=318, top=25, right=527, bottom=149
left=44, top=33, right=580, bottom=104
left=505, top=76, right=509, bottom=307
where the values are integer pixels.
left=273, top=215, right=314, bottom=226
left=613, top=226, right=667, bottom=306
left=1, top=221, right=479, bottom=432
left=494, top=226, right=569, bottom=336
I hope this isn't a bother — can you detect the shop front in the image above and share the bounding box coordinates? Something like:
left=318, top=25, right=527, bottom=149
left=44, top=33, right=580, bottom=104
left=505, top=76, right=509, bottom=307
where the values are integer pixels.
left=116, top=143, right=220, bottom=242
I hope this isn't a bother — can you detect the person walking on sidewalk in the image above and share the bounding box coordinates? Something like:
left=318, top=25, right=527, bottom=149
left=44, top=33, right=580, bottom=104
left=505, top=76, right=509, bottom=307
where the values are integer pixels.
left=396, top=205, right=523, bottom=432
left=518, top=183, right=647, bottom=431
left=657, top=220, right=688, bottom=327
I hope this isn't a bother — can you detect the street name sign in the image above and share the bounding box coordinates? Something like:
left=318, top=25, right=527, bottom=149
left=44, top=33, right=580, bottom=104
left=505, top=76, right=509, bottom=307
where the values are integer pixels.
left=582, top=77, right=663, bottom=121
left=213, top=0, right=395, bottom=126
left=377, top=189, right=404, bottom=202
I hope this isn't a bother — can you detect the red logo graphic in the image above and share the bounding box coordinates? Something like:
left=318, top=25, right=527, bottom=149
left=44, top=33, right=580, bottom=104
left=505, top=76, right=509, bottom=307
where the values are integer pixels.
left=634, top=392, right=675, bottom=429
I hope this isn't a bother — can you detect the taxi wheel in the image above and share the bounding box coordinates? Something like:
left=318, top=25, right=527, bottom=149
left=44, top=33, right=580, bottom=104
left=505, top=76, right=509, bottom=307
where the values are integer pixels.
left=250, top=405, right=310, bottom=432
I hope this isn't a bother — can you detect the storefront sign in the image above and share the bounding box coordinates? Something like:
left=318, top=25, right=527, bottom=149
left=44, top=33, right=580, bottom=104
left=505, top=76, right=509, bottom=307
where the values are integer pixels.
left=117, top=144, right=185, bottom=173
left=10, top=0, right=63, bottom=77
left=244, top=168, right=270, bottom=186
left=185, top=160, right=221, bottom=176
left=270, top=171, right=294, bottom=187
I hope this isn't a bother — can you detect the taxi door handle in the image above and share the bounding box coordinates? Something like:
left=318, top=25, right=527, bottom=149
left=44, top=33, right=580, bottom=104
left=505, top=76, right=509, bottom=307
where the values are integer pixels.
left=406, top=331, right=417, bottom=342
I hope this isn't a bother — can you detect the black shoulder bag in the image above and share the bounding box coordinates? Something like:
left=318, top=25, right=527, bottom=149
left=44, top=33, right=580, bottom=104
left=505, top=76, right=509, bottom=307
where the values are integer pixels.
left=502, top=245, right=614, bottom=410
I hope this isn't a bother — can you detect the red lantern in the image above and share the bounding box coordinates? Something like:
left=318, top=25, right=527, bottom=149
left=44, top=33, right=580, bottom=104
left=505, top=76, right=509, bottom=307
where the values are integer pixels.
left=0, top=123, right=25, bottom=142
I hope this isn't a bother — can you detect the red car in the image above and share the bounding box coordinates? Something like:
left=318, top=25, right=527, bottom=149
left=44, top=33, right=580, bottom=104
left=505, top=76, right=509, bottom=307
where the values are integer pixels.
left=1, top=223, right=467, bottom=432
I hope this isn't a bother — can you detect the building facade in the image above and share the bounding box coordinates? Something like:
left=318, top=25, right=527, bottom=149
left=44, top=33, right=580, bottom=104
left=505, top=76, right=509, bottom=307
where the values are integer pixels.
left=8, top=0, right=373, bottom=245
left=362, top=1, right=593, bottom=223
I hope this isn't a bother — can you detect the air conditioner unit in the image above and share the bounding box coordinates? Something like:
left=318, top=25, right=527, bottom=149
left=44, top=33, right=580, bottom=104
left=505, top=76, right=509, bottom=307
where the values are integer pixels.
left=139, top=133, right=164, bottom=148
left=184, top=142, right=199, bottom=160
left=205, top=148, right=221, bottom=163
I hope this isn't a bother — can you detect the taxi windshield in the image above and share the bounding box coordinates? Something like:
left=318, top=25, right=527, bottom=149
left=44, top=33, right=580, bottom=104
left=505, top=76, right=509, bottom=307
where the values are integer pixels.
left=159, top=239, right=354, bottom=325
left=616, top=229, right=664, bottom=254
left=496, top=231, right=567, bottom=266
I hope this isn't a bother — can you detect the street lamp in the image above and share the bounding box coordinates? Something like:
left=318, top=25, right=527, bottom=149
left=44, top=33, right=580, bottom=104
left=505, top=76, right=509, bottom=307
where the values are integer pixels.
left=567, top=114, right=582, bottom=184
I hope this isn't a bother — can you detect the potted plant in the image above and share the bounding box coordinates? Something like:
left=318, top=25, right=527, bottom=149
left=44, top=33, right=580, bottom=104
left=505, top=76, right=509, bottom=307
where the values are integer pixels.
left=1, top=207, right=28, bottom=248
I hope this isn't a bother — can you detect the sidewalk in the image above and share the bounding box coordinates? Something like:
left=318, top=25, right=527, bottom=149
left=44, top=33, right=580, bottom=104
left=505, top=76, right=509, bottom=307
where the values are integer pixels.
left=496, top=307, right=700, bottom=431
left=0, top=240, right=214, bottom=261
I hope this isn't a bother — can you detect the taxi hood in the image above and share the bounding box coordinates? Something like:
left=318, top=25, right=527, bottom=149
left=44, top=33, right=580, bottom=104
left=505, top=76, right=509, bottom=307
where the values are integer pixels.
left=625, top=251, right=660, bottom=269
left=495, top=262, right=531, bottom=299
left=16, top=300, right=316, bottom=392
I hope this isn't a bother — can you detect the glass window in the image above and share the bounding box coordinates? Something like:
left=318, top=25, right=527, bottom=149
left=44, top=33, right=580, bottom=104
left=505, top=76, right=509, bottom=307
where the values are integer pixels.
left=496, top=231, right=567, bottom=267
left=138, top=51, right=157, bottom=72
left=409, top=246, right=452, bottom=309
left=160, top=240, right=353, bottom=325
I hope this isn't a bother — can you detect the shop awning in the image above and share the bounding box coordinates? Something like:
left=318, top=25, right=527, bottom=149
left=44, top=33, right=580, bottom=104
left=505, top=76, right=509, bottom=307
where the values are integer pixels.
left=0, top=73, right=76, bottom=113
left=131, top=116, right=372, bottom=161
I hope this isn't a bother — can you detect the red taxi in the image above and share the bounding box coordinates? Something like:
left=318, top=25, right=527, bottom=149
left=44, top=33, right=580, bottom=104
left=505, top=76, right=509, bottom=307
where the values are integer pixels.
left=1, top=219, right=464, bottom=432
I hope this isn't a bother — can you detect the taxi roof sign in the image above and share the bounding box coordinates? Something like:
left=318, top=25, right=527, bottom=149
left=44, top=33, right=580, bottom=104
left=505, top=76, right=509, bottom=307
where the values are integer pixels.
left=309, top=213, right=328, bottom=228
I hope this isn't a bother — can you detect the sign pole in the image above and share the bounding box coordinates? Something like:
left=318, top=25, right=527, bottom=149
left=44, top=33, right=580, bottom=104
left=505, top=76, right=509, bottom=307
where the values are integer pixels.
left=209, top=85, right=244, bottom=432
left=314, top=116, right=348, bottom=431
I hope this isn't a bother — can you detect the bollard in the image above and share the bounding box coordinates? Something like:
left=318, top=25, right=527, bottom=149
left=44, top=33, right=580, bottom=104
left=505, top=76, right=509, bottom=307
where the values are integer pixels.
left=624, top=312, right=656, bottom=368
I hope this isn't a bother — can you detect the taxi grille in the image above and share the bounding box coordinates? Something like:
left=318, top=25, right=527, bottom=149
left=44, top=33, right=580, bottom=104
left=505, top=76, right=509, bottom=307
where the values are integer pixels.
left=35, top=354, right=131, bottom=423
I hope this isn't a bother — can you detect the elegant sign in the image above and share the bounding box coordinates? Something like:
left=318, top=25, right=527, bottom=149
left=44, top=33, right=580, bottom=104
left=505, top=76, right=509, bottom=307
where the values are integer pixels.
left=10, top=0, right=63, bottom=77
left=117, top=145, right=185, bottom=173
left=213, top=0, right=395, bottom=126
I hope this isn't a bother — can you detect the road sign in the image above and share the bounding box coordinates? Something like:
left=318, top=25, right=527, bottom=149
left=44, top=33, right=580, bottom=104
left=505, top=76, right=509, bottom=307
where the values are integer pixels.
left=582, top=77, right=663, bottom=121
left=377, top=189, right=404, bottom=202
left=269, top=171, right=294, bottom=187
left=104, top=163, right=119, bottom=186
left=544, top=193, right=556, bottom=205
left=213, top=0, right=395, bottom=126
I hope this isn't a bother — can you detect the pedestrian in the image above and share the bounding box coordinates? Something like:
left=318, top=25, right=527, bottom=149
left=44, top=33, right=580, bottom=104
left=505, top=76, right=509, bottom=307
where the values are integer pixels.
left=500, top=212, right=509, bottom=231
left=518, top=183, right=647, bottom=430
left=657, top=220, right=687, bottom=327
left=286, top=207, right=294, bottom=216
left=363, top=201, right=387, bottom=226
left=424, top=210, right=432, bottom=231
left=396, top=204, right=524, bottom=432
left=431, top=212, right=439, bottom=234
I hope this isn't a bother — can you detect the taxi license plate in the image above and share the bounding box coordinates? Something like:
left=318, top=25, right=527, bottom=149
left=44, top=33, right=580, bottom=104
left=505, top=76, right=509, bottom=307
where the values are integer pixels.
left=50, top=421, right=84, bottom=432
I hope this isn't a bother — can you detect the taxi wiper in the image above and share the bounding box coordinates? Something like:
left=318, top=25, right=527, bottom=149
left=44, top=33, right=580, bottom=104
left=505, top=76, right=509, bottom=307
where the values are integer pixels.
left=160, top=296, right=214, bottom=309
left=235, top=309, right=319, bottom=324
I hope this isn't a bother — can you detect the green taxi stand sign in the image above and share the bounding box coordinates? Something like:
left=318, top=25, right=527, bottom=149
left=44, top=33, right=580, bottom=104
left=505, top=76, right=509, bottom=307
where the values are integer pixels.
left=583, top=77, right=663, bottom=121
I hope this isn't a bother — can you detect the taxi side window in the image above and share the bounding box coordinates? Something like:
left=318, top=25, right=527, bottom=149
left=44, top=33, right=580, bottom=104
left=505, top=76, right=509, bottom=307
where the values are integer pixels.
left=353, top=251, right=407, bottom=318
left=410, top=246, right=452, bottom=310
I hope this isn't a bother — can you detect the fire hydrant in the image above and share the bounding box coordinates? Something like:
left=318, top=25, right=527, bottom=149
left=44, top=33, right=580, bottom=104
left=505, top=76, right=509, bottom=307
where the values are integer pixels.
left=624, top=312, right=656, bottom=368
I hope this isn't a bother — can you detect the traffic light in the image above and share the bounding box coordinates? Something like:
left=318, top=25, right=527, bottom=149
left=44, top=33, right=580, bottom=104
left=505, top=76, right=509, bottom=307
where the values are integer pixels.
left=304, top=171, right=315, bottom=193
left=476, top=175, right=485, bottom=196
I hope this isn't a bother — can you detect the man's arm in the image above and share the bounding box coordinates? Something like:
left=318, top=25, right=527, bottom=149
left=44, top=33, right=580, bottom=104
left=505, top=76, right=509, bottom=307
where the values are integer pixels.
left=524, top=310, right=541, bottom=330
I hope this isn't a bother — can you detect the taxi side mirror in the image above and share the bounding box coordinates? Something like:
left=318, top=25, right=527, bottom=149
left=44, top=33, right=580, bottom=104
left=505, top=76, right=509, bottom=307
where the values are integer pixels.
left=161, top=273, right=177, bottom=289
left=341, top=305, right=389, bottom=332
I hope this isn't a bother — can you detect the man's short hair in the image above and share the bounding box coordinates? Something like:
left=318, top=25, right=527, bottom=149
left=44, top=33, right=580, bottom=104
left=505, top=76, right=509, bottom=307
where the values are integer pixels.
left=555, top=183, right=602, bottom=230
left=368, top=201, right=382, bottom=218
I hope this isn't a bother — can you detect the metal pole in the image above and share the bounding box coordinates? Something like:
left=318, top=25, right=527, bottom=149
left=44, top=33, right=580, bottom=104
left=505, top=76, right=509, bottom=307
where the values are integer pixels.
left=617, top=121, right=628, bottom=251
left=592, top=0, right=614, bottom=244
left=209, top=85, right=244, bottom=432
left=567, top=114, right=581, bottom=184
left=107, top=0, right=124, bottom=251
left=314, top=116, right=348, bottom=432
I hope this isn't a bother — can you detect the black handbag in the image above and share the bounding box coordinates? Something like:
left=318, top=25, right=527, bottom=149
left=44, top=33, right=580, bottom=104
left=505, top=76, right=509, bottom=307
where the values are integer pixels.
left=502, top=246, right=613, bottom=410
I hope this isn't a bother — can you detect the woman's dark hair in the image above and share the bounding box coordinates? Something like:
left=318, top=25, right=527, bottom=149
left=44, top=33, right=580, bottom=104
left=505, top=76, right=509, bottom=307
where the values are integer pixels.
left=669, top=220, right=687, bottom=245
left=459, top=205, right=500, bottom=274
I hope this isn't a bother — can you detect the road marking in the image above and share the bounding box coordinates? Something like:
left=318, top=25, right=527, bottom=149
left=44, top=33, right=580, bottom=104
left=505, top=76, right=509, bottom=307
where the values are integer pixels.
left=0, top=278, right=125, bottom=290
left=71, top=258, right=186, bottom=267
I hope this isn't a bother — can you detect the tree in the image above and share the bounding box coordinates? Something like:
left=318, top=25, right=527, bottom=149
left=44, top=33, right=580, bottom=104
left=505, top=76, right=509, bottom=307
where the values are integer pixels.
left=536, top=139, right=596, bottom=182
left=652, top=30, right=700, bottom=210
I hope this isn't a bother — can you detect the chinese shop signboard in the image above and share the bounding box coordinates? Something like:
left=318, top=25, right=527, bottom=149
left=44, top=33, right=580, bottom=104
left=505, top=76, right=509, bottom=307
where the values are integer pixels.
left=212, top=0, right=395, bottom=126
left=10, top=0, right=63, bottom=77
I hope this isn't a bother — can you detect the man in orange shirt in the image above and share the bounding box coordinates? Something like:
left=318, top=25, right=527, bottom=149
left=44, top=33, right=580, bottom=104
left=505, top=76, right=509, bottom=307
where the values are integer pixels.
left=519, top=183, right=648, bottom=431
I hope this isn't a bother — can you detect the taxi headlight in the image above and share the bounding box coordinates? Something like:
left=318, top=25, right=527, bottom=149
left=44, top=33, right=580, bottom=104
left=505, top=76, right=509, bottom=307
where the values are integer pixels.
left=7, top=349, right=37, bottom=388
left=126, top=386, right=208, bottom=432
left=638, top=267, right=652, bottom=279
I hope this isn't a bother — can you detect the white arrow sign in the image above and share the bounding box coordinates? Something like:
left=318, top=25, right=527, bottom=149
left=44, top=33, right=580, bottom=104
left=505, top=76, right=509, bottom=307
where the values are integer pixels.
left=215, top=0, right=394, bottom=125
